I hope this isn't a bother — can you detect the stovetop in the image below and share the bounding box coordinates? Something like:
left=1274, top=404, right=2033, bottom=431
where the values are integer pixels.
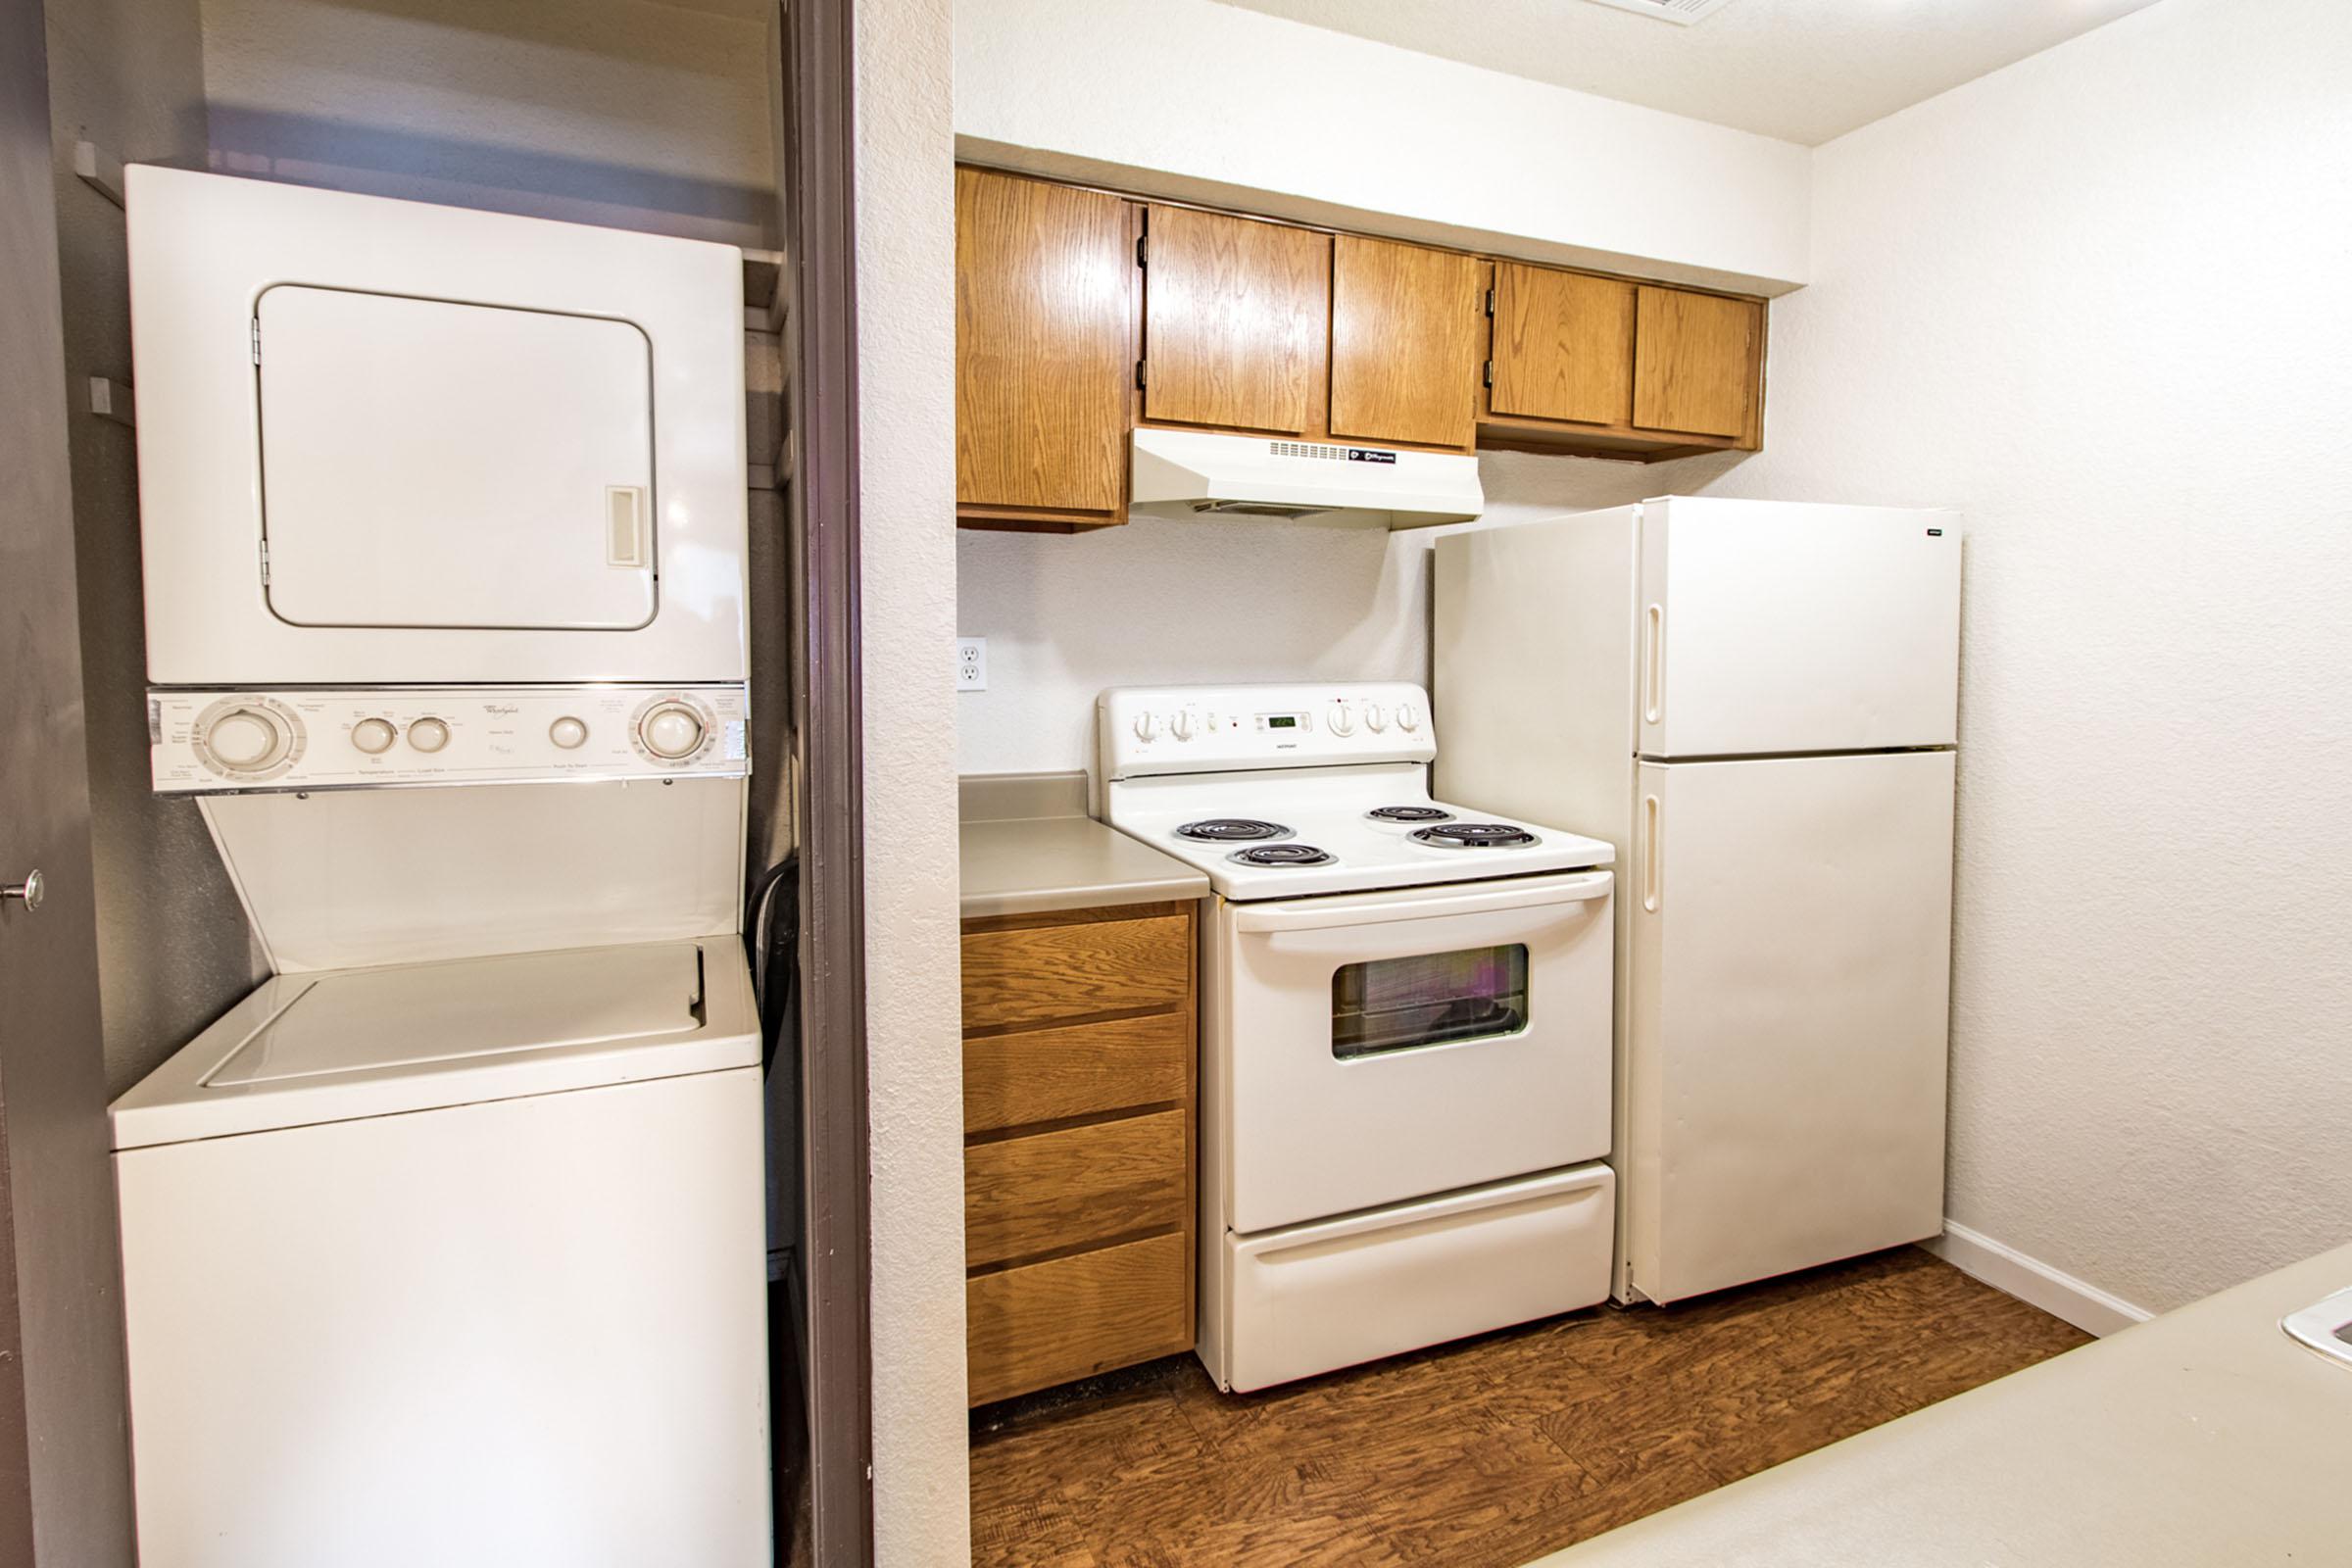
left=1095, top=682, right=1611, bottom=901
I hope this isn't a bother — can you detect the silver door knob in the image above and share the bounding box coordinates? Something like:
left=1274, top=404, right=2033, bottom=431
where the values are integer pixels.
left=2, top=870, right=42, bottom=911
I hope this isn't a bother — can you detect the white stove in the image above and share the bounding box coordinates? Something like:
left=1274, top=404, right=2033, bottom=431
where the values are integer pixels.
left=1096, top=682, right=1620, bottom=1394
left=1097, top=681, right=1613, bottom=899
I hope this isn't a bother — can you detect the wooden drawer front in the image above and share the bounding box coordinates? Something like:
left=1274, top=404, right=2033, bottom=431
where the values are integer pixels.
left=964, top=1009, right=1189, bottom=1136
left=967, top=1232, right=1190, bottom=1405
left=960, top=911, right=1188, bottom=1033
left=965, top=1108, right=1187, bottom=1269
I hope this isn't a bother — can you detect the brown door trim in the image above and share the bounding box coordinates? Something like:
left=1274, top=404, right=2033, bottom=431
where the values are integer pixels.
left=783, top=0, right=874, bottom=1561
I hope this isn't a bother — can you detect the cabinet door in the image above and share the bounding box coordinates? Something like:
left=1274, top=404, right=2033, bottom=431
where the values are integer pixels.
left=1329, top=235, right=1483, bottom=449
left=1633, top=285, right=1762, bottom=440
left=955, top=169, right=1134, bottom=519
left=1488, top=263, right=1635, bottom=427
left=1142, top=205, right=1329, bottom=434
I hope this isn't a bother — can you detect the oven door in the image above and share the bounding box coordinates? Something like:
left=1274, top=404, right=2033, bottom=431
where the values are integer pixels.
left=1216, top=870, right=1613, bottom=1235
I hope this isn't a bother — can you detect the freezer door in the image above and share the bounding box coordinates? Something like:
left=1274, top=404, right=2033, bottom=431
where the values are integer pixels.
left=1638, top=498, right=1960, bottom=758
left=1626, top=750, right=1953, bottom=1303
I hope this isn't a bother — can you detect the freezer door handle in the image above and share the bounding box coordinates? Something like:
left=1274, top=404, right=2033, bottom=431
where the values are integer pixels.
left=1230, top=870, right=1613, bottom=934
left=2283, top=1285, right=2352, bottom=1370
left=1642, top=603, right=1665, bottom=726
left=1642, top=794, right=1662, bottom=912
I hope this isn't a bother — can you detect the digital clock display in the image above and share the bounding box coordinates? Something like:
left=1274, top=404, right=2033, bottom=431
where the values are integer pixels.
left=1266, top=715, right=1298, bottom=729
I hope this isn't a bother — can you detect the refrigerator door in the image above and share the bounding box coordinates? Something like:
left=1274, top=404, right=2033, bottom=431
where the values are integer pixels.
left=1638, top=498, right=1960, bottom=759
left=1626, top=749, right=1953, bottom=1304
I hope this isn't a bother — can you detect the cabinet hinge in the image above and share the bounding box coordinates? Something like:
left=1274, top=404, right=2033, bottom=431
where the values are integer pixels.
left=258, top=538, right=270, bottom=584
left=1135, top=359, right=1148, bottom=391
left=249, top=318, right=262, bottom=365
left=1484, top=287, right=1494, bottom=318
left=1136, top=234, right=1148, bottom=269
left=1482, top=360, right=1493, bottom=389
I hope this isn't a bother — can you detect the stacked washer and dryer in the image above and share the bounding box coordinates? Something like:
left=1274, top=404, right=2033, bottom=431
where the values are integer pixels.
left=109, top=169, right=770, bottom=1566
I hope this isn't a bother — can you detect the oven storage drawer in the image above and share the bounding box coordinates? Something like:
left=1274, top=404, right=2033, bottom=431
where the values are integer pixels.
left=1222, top=1162, right=1613, bottom=1394
left=964, top=1109, right=1189, bottom=1269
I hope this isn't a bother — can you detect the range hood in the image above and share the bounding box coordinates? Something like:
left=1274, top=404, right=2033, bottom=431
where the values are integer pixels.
left=1130, top=428, right=1483, bottom=529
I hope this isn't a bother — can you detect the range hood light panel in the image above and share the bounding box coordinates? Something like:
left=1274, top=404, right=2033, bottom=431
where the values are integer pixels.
left=1129, top=428, right=1484, bottom=531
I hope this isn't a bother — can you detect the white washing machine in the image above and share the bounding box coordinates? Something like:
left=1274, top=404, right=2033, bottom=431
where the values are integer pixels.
left=114, top=170, right=770, bottom=1566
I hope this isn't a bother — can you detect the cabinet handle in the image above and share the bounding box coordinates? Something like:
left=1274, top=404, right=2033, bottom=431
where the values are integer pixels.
left=1642, top=797, right=1661, bottom=913
left=1642, top=604, right=1665, bottom=726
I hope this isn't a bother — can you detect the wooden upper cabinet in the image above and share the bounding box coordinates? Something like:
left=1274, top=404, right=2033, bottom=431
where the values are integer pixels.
left=1142, top=205, right=1329, bottom=435
left=1328, top=235, right=1483, bottom=450
left=1488, top=262, right=1636, bottom=427
left=1633, top=285, right=1763, bottom=441
left=955, top=169, right=1135, bottom=524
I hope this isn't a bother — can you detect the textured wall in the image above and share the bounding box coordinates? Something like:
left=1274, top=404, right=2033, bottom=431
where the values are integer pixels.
left=200, top=0, right=777, bottom=246
left=1698, top=0, right=2352, bottom=1312
left=857, top=0, right=971, bottom=1561
left=954, top=0, right=1811, bottom=295
left=49, top=0, right=266, bottom=1098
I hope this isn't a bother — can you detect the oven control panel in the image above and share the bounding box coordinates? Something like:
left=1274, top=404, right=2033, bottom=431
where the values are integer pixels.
left=1101, top=681, right=1435, bottom=779
left=150, top=684, right=749, bottom=793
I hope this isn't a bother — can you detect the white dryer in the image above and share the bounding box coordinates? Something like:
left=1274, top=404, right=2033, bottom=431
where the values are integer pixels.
left=113, top=171, right=770, bottom=1567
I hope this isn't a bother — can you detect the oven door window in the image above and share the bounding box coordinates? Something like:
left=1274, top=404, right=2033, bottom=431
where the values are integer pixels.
left=1332, top=945, right=1530, bottom=1059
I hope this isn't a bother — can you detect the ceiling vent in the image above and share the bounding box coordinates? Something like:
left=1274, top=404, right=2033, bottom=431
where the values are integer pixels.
left=1579, top=0, right=1738, bottom=24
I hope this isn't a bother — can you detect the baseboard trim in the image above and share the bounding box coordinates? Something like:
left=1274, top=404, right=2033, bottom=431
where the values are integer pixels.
left=1926, top=1220, right=2154, bottom=1338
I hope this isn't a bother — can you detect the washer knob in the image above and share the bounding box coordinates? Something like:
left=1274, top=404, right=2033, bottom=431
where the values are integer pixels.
left=204, top=707, right=291, bottom=771
left=408, top=717, right=451, bottom=754
left=351, top=717, right=397, bottom=755
left=549, top=716, right=589, bottom=751
left=1364, top=703, right=1389, bottom=733
left=1397, top=704, right=1421, bottom=732
left=1328, top=703, right=1357, bottom=737
left=1133, top=710, right=1161, bottom=742
left=641, top=703, right=707, bottom=760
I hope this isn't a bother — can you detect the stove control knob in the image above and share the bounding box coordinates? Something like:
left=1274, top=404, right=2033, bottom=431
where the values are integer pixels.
left=1397, top=704, right=1422, bottom=733
left=641, top=703, right=707, bottom=760
left=1363, top=703, right=1388, bottom=733
left=1133, top=710, right=1161, bottom=742
left=407, top=717, right=451, bottom=754
left=1327, top=702, right=1357, bottom=737
left=548, top=716, right=589, bottom=751
left=1171, top=710, right=1197, bottom=741
left=350, top=717, right=397, bottom=755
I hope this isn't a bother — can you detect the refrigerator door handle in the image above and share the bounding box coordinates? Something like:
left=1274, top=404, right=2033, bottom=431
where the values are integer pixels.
left=1643, top=603, right=1665, bottom=726
left=1642, top=793, right=1662, bottom=912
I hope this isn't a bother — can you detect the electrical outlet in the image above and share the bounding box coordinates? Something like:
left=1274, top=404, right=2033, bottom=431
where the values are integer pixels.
left=956, top=637, right=988, bottom=692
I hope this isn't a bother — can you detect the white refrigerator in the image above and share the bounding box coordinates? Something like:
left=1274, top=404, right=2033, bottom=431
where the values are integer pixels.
left=1434, top=497, right=1961, bottom=1304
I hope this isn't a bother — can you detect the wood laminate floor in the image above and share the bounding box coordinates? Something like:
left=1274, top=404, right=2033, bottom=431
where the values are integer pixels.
left=968, top=1246, right=2090, bottom=1567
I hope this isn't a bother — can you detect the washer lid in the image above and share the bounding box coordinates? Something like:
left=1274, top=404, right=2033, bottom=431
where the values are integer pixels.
left=111, top=940, right=759, bottom=1151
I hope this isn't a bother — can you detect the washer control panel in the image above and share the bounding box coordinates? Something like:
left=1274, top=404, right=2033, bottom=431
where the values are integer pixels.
left=150, top=685, right=750, bottom=793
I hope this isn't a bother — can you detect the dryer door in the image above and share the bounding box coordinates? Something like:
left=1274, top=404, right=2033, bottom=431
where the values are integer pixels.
left=256, top=285, right=657, bottom=631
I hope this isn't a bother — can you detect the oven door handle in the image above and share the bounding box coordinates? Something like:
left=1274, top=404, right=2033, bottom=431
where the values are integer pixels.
left=1230, top=870, right=1613, bottom=934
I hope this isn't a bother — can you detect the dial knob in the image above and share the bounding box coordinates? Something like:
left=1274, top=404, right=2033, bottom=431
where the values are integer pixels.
left=1397, top=704, right=1421, bottom=732
left=1133, top=710, right=1161, bottom=742
left=549, top=716, right=589, bottom=751
left=407, top=717, right=451, bottom=754
left=351, top=717, right=397, bottom=755
left=1364, top=703, right=1389, bottom=733
left=205, top=708, right=290, bottom=771
left=1328, top=703, right=1357, bottom=737
left=1171, top=710, right=1196, bottom=741
left=641, top=703, right=707, bottom=760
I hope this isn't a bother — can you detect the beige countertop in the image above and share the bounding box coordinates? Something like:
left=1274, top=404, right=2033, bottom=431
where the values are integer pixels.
left=958, top=771, right=1208, bottom=920
left=1533, top=1241, right=2352, bottom=1567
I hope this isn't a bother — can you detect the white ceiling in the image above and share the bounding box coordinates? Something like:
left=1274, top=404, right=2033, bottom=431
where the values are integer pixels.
left=1209, top=0, right=2164, bottom=146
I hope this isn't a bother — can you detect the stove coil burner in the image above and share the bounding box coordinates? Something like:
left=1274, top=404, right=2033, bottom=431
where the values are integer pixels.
left=1177, top=818, right=1292, bottom=843
left=1411, top=822, right=1541, bottom=850
left=1366, top=806, right=1455, bottom=823
left=1230, top=844, right=1336, bottom=867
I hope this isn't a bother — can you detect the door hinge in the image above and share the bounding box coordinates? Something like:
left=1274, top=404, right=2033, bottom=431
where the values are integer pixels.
left=1482, top=360, right=1493, bottom=389
left=1484, top=286, right=1495, bottom=318
left=250, top=318, right=262, bottom=364
left=1135, top=359, right=1148, bottom=391
left=1136, top=234, right=1148, bottom=269
left=258, top=538, right=270, bottom=584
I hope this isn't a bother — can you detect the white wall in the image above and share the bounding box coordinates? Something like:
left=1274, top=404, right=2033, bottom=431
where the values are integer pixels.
left=856, top=0, right=970, bottom=1562
left=200, top=0, right=777, bottom=246
left=1696, top=0, right=2352, bottom=1313
left=955, top=0, right=1810, bottom=295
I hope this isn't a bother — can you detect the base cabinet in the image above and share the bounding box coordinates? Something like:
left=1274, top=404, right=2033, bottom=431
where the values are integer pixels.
left=960, top=900, right=1198, bottom=1405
